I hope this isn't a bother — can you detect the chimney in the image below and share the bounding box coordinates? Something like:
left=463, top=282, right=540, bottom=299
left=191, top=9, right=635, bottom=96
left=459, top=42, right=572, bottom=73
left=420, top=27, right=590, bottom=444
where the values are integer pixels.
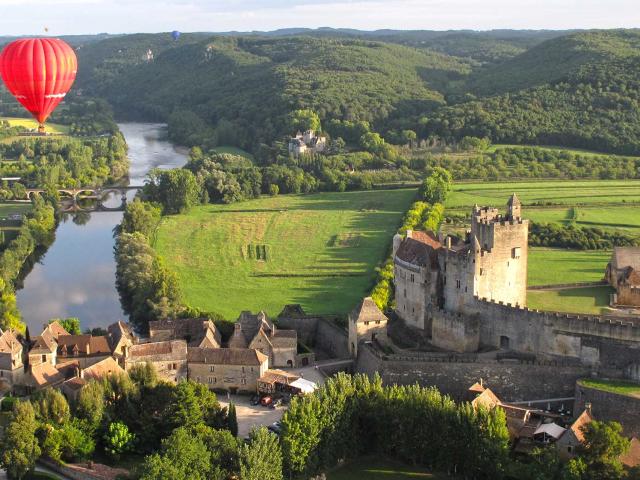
left=479, top=378, right=483, bottom=387
left=446, top=236, right=452, bottom=249
left=585, top=402, right=592, bottom=415
left=406, top=229, right=413, bottom=239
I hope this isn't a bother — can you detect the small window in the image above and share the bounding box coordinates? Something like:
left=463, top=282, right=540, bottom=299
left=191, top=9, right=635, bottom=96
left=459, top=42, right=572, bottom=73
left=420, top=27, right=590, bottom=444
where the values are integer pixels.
left=410, top=273, right=415, bottom=283
left=403, top=289, right=407, bottom=298
left=456, top=280, right=461, bottom=289
left=479, top=268, right=483, bottom=276
left=241, top=378, right=247, bottom=385
left=251, top=367, right=254, bottom=372
left=512, top=247, right=521, bottom=259
left=41, top=354, right=46, bottom=363
left=242, top=366, right=245, bottom=373
left=210, top=365, right=215, bottom=372
left=364, top=321, right=370, bottom=326
left=375, top=320, right=380, bottom=325
left=567, top=446, right=573, bottom=453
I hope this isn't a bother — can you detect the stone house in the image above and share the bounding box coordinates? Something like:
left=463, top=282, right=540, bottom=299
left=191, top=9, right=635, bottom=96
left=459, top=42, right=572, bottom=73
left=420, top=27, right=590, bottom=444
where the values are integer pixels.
left=607, top=247, right=640, bottom=307
left=61, top=356, right=126, bottom=401
left=0, top=329, right=24, bottom=388
left=24, top=362, right=66, bottom=393
left=124, top=339, right=188, bottom=382
left=56, top=334, right=112, bottom=368
left=228, top=311, right=298, bottom=367
left=187, top=347, right=268, bottom=394
left=556, top=407, right=593, bottom=459
left=28, top=321, right=70, bottom=367
left=148, top=318, right=221, bottom=348
left=348, top=297, right=388, bottom=357
left=288, top=130, right=327, bottom=157
left=107, top=321, right=136, bottom=360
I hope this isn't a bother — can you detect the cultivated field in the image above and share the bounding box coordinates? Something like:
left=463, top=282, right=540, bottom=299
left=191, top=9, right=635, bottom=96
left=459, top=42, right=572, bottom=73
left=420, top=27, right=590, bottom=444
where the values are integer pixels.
left=210, top=145, right=255, bottom=160
left=1, top=116, right=69, bottom=135
left=154, top=189, right=417, bottom=319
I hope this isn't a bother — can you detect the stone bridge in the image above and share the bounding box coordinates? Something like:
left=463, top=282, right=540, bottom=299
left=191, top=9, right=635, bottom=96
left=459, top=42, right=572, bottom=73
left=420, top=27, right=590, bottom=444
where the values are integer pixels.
left=24, top=186, right=143, bottom=212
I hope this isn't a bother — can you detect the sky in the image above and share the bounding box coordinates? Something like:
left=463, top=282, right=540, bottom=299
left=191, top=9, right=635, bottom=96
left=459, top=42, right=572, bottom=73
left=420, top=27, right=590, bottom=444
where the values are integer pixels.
left=0, top=0, right=639, bottom=36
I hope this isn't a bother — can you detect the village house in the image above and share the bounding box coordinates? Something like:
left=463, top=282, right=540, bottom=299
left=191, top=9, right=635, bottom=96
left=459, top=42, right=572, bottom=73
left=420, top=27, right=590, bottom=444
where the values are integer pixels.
left=228, top=311, right=298, bottom=367
left=0, top=329, right=24, bottom=388
left=606, top=247, right=640, bottom=307
left=348, top=296, right=388, bottom=357
left=124, top=339, right=188, bottom=382
left=62, top=356, right=126, bottom=401
left=107, top=320, right=136, bottom=360
left=556, top=406, right=594, bottom=459
left=187, top=347, right=268, bottom=394
left=56, top=334, right=112, bottom=368
left=148, top=317, right=221, bottom=348
left=24, top=362, right=67, bottom=393
left=28, top=320, right=70, bottom=367
left=288, top=130, right=327, bottom=157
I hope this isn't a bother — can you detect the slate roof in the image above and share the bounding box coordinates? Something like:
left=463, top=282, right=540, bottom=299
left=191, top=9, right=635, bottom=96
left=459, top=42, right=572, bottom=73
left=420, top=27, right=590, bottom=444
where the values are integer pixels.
left=107, top=321, right=134, bottom=349
left=128, top=339, right=187, bottom=361
left=350, top=297, right=388, bottom=324
left=271, top=330, right=297, bottom=348
left=396, top=231, right=441, bottom=268
left=187, top=347, right=268, bottom=366
left=613, top=247, right=640, bottom=271
left=0, top=330, right=21, bottom=355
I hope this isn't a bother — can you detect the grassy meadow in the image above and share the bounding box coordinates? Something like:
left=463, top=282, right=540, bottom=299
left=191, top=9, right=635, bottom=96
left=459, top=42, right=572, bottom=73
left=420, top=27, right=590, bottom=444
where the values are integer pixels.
left=1, top=116, right=69, bottom=135
left=210, top=145, right=255, bottom=160
left=578, top=378, right=640, bottom=397
left=527, top=286, right=614, bottom=315
left=327, top=457, right=445, bottom=480
left=154, top=189, right=416, bottom=319
left=528, top=248, right=610, bottom=286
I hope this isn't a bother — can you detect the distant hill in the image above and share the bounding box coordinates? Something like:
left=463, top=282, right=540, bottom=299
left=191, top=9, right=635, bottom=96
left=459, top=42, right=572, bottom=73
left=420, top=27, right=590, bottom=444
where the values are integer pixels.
left=75, top=35, right=470, bottom=149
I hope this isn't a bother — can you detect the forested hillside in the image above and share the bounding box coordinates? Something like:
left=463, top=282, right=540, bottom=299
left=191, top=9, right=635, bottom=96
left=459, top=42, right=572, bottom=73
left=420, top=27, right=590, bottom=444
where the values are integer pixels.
left=76, top=35, right=469, bottom=150
left=5, top=28, right=640, bottom=157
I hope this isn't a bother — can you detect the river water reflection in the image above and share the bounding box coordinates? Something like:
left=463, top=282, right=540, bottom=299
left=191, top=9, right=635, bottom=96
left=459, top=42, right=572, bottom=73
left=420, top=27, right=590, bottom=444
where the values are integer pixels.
left=17, top=123, right=189, bottom=333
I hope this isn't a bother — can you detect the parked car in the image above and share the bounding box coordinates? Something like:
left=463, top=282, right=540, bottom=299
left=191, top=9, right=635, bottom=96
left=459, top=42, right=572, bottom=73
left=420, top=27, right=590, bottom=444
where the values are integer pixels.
left=250, top=395, right=261, bottom=406
left=260, top=395, right=273, bottom=406
left=269, top=398, right=283, bottom=409
left=268, top=421, right=282, bottom=435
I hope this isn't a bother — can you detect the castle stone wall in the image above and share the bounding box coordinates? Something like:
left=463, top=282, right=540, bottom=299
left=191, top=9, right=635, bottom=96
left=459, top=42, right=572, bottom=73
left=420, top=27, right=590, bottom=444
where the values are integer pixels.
left=574, top=381, right=640, bottom=437
left=356, top=345, right=593, bottom=402
left=431, top=309, right=479, bottom=353
left=464, top=297, right=640, bottom=368
left=276, top=315, right=350, bottom=359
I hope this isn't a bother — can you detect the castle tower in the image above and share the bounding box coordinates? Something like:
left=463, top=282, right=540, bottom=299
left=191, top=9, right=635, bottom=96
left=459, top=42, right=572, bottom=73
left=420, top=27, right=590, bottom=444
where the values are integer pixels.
left=507, top=193, right=521, bottom=220
left=471, top=196, right=528, bottom=308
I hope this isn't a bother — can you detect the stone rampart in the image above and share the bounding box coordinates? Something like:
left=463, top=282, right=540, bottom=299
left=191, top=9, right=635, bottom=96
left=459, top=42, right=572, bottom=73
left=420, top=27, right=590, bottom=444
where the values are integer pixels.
left=574, top=380, right=640, bottom=437
left=276, top=314, right=350, bottom=359
left=356, top=344, right=594, bottom=402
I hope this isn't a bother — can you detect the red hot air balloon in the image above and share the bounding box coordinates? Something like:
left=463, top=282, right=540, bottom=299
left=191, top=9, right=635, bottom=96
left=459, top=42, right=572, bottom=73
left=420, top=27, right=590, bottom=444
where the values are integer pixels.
left=0, top=38, right=77, bottom=133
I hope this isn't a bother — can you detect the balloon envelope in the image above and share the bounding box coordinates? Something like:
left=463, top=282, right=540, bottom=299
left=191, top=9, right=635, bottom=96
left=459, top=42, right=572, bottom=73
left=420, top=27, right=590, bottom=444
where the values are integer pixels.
left=0, top=38, right=77, bottom=125
left=171, top=30, right=181, bottom=41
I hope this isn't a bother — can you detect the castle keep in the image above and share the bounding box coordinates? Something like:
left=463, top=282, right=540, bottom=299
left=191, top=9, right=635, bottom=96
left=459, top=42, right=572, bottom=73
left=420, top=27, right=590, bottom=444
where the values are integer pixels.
left=394, top=194, right=528, bottom=329
left=393, top=196, right=640, bottom=373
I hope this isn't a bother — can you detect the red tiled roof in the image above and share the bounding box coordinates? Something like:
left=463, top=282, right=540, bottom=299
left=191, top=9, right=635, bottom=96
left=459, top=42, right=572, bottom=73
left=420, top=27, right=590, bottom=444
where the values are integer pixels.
left=350, top=297, right=388, bottom=324
left=621, top=437, right=640, bottom=468
left=187, top=347, right=268, bottom=366
left=570, top=409, right=593, bottom=443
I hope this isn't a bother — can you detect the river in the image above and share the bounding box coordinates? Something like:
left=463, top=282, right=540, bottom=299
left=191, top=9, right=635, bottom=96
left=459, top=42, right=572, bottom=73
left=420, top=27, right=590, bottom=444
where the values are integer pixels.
left=17, top=123, right=189, bottom=334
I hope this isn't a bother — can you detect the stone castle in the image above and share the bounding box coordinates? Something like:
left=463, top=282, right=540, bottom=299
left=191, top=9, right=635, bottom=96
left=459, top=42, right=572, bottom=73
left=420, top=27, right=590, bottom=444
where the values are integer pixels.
left=392, top=195, right=640, bottom=374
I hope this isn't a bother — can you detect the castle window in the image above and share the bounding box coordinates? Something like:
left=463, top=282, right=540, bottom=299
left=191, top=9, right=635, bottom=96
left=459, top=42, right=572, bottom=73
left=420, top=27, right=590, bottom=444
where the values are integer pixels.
left=512, top=247, right=521, bottom=259
left=479, top=268, right=483, bottom=276
left=375, top=320, right=380, bottom=325
left=364, top=321, right=370, bottom=326
left=208, top=377, right=214, bottom=384
left=210, top=366, right=215, bottom=372
left=410, top=274, right=415, bottom=283
left=456, top=280, right=461, bottom=289
left=404, top=289, right=406, bottom=298
left=42, top=354, right=46, bottom=363
left=241, top=378, right=247, bottom=385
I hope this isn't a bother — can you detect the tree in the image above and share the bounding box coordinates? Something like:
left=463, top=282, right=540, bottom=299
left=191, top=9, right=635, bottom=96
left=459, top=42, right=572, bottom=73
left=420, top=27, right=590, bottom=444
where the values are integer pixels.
left=421, top=167, right=453, bottom=204
left=359, top=132, right=385, bottom=153
left=240, top=427, right=283, bottom=480
left=154, top=169, right=201, bottom=214
left=228, top=402, right=238, bottom=437
left=121, top=199, right=162, bottom=238
left=169, top=380, right=222, bottom=430
left=129, top=362, right=159, bottom=388
left=32, top=388, right=70, bottom=426
left=0, top=400, right=41, bottom=479
left=76, top=379, right=105, bottom=431
left=579, top=420, right=630, bottom=480
left=104, top=421, right=135, bottom=459
left=49, top=317, right=81, bottom=335
left=288, top=109, right=321, bottom=133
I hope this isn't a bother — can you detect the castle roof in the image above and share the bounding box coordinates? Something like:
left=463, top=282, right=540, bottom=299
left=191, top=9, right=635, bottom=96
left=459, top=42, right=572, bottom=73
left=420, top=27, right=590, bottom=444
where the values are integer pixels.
left=611, top=247, right=640, bottom=271
left=350, top=297, right=388, bottom=324
left=396, top=230, right=441, bottom=268
left=507, top=193, right=521, bottom=207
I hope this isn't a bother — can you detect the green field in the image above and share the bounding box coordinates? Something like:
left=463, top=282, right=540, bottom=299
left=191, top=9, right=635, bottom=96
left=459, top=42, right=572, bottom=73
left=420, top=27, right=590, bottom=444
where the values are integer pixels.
left=528, top=248, right=610, bottom=286
left=210, top=145, right=254, bottom=160
left=527, top=286, right=614, bottom=314
left=154, top=189, right=416, bottom=319
left=328, top=457, right=445, bottom=480
left=446, top=180, right=640, bottom=209
left=1, top=116, right=69, bottom=135
left=578, top=378, right=640, bottom=398
left=486, top=143, right=640, bottom=159
left=0, top=203, right=31, bottom=218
